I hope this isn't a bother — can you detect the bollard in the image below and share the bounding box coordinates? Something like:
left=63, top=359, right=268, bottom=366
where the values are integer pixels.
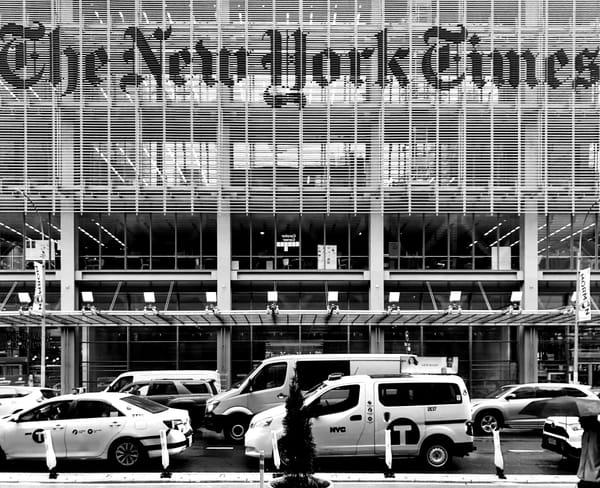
left=259, top=450, right=265, bottom=488
left=43, top=430, right=58, bottom=479
left=492, top=427, right=506, bottom=479
left=159, top=429, right=172, bottom=479
left=271, top=430, right=281, bottom=470
left=383, top=428, right=394, bottom=478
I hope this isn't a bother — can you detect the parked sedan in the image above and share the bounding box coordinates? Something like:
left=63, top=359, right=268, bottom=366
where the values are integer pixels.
left=0, top=386, right=59, bottom=417
left=119, top=379, right=216, bottom=429
left=0, top=392, right=193, bottom=469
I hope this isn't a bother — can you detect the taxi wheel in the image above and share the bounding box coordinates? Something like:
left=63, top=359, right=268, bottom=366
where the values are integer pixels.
left=421, top=438, right=451, bottom=469
left=224, top=415, right=250, bottom=443
left=109, top=438, right=146, bottom=469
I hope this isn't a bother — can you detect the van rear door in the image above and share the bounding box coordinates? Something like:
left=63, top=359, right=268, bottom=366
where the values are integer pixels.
left=422, top=381, right=468, bottom=427
left=374, top=381, right=426, bottom=458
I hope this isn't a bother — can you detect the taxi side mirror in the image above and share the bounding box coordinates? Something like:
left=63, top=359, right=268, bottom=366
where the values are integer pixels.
left=505, top=394, right=516, bottom=401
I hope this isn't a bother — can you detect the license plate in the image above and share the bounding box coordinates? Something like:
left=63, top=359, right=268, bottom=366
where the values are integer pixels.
left=548, top=437, right=557, bottom=445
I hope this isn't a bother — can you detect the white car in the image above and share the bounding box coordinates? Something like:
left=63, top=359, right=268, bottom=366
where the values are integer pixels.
left=0, top=386, right=59, bottom=417
left=542, top=416, right=582, bottom=461
left=0, top=392, right=193, bottom=469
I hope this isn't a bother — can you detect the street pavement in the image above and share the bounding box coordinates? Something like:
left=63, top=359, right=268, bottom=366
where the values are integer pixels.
left=0, top=471, right=582, bottom=488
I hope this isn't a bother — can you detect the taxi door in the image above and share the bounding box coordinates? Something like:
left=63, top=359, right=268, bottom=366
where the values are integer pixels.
left=308, top=382, right=369, bottom=456
left=245, top=362, right=289, bottom=414
left=373, top=381, right=425, bottom=458
left=2, top=400, right=71, bottom=460
left=66, top=399, right=126, bottom=458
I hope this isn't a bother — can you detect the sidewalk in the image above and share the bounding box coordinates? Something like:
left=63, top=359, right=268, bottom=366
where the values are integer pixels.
left=0, top=472, right=580, bottom=487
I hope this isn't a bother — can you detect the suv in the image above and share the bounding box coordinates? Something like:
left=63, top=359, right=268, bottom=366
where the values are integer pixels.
left=0, top=386, right=59, bottom=416
left=470, top=383, right=596, bottom=435
left=120, top=379, right=217, bottom=429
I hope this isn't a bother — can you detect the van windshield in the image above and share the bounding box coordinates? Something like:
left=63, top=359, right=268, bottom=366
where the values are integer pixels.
left=231, top=363, right=262, bottom=390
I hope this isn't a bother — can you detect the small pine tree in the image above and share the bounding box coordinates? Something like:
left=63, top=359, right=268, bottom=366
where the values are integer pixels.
left=278, top=373, right=316, bottom=488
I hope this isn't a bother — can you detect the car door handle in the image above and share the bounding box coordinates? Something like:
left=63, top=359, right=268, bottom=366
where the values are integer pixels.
left=277, top=393, right=287, bottom=399
left=52, top=424, right=64, bottom=431
left=350, top=415, right=362, bottom=421
left=109, top=422, right=122, bottom=427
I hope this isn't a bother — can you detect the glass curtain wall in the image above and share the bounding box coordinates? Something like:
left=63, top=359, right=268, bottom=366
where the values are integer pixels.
left=77, top=213, right=217, bottom=270
left=384, top=213, right=520, bottom=270
left=232, top=214, right=369, bottom=270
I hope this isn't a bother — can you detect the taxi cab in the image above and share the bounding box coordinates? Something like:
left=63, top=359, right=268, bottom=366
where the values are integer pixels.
left=0, top=392, right=193, bottom=469
left=245, top=374, right=474, bottom=469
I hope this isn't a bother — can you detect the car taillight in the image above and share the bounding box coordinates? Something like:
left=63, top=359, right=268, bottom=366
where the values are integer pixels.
left=164, top=419, right=187, bottom=430
left=465, top=420, right=474, bottom=436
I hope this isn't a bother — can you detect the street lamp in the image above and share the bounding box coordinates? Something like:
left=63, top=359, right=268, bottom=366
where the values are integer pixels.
left=15, top=189, right=48, bottom=388
left=573, top=200, right=599, bottom=384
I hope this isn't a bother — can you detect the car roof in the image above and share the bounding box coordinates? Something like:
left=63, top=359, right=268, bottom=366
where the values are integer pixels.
left=48, top=392, right=130, bottom=402
left=504, top=383, right=591, bottom=388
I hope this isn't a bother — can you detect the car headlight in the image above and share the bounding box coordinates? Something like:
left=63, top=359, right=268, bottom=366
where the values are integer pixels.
left=206, top=401, right=219, bottom=414
left=250, top=417, right=273, bottom=429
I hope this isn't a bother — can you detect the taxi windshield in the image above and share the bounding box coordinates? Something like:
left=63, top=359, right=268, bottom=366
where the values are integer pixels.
left=303, top=382, right=329, bottom=405
left=121, top=395, right=168, bottom=413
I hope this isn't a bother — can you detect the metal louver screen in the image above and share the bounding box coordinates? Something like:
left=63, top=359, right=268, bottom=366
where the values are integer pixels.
left=0, top=1, right=598, bottom=214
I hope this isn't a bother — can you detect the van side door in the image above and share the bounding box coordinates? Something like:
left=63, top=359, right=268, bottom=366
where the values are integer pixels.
left=374, top=382, right=426, bottom=458
left=307, top=383, right=367, bottom=456
left=245, top=362, right=289, bottom=415
left=422, top=382, right=468, bottom=430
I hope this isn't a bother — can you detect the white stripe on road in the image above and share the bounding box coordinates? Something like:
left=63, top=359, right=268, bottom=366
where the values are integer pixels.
left=205, top=446, right=234, bottom=450
left=508, top=449, right=545, bottom=453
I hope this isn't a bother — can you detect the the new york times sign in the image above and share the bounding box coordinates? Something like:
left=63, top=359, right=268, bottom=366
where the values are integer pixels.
left=1, top=22, right=598, bottom=107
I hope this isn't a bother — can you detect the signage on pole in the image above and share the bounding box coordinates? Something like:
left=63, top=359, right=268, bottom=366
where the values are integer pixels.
left=276, top=233, right=299, bottom=252
left=325, top=245, right=337, bottom=270
left=32, top=261, right=45, bottom=313
left=578, top=267, right=592, bottom=322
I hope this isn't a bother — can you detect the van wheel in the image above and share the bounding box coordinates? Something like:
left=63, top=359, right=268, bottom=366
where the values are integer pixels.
left=224, top=415, right=250, bottom=443
left=475, top=410, right=502, bottom=436
left=421, top=438, right=452, bottom=469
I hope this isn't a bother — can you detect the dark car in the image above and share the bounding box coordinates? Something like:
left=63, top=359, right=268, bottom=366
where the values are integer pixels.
left=120, top=378, right=217, bottom=429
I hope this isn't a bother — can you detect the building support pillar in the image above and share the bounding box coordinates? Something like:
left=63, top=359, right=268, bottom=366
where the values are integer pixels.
left=520, top=212, right=539, bottom=383
left=217, top=212, right=232, bottom=389
left=59, top=211, right=79, bottom=394
left=369, top=211, right=385, bottom=354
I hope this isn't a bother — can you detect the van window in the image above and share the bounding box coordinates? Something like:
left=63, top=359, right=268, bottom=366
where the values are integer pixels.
left=378, top=382, right=462, bottom=406
left=252, top=363, right=287, bottom=391
left=311, top=385, right=360, bottom=416
left=296, top=360, right=350, bottom=391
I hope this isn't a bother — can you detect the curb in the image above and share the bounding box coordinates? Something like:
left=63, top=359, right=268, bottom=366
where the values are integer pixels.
left=0, top=472, right=580, bottom=485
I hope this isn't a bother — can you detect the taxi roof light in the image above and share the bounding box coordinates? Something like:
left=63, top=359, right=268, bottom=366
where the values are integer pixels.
left=327, top=372, right=344, bottom=381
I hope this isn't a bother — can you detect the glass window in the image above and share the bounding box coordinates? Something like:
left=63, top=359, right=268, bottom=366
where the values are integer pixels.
left=276, top=214, right=300, bottom=270
left=126, top=214, right=150, bottom=270
left=512, top=387, right=536, bottom=399
left=424, top=215, right=448, bottom=269
left=252, top=214, right=275, bottom=270
left=559, top=387, right=589, bottom=398
left=310, top=385, right=360, bottom=416
left=177, top=214, right=201, bottom=269
left=0, top=214, right=24, bottom=271
left=108, top=376, right=133, bottom=393
left=251, top=363, right=287, bottom=391
left=122, top=395, right=168, bottom=413
left=183, top=382, right=210, bottom=394
left=378, top=382, right=461, bottom=406
left=301, top=215, right=323, bottom=269
left=20, top=400, right=73, bottom=422
left=148, top=382, right=178, bottom=396
left=151, top=214, right=176, bottom=270
left=449, top=214, right=473, bottom=269
left=72, top=400, right=121, bottom=419
left=325, top=215, right=349, bottom=268
left=99, top=214, right=125, bottom=270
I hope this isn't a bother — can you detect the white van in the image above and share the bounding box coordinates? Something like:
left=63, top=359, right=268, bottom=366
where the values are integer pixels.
left=204, top=353, right=451, bottom=442
left=245, top=373, right=474, bottom=469
left=104, top=370, right=221, bottom=393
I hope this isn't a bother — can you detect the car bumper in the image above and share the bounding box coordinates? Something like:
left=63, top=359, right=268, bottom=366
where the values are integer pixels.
left=245, top=427, right=276, bottom=459
left=452, top=441, right=476, bottom=457
left=144, top=427, right=193, bottom=458
left=203, top=412, right=224, bottom=432
left=542, top=434, right=581, bottom=460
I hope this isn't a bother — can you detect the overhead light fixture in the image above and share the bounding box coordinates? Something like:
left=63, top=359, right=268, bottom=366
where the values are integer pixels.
left=17, top=292, right=31, bottom=314
left=144, top=291, right=157, bottom=314
left=327, top=291, right=339, bottom=317
left=267, top=291, right=279, bottom=316
left=81, top=291, right=97, bottom=314
left=387, top=292, right=400, bottom=315
left=447, top=291, right=462, bottom=314
left=205, top=291, right=219, bottom=314
left=507, top=290, right=522, bottom=315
